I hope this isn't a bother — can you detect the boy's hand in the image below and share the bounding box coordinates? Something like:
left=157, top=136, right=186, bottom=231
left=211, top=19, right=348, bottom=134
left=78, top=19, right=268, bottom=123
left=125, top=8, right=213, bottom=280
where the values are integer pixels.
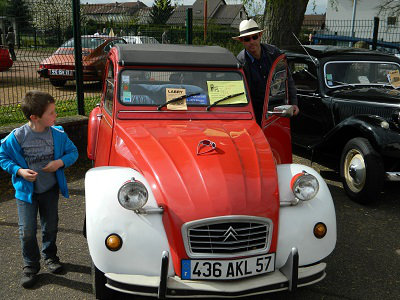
left=17, top=169, right=38, bottom=182
left=42, top=159, right=64, bottom=173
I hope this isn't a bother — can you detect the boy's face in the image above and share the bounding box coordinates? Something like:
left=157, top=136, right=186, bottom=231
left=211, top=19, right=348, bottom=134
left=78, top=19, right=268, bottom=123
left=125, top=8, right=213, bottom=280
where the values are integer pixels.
left=31, top=103, right=57, bottom=128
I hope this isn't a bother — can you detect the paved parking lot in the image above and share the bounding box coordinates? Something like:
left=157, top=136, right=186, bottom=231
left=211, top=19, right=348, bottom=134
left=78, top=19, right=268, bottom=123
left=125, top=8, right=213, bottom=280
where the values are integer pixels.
left=0, top=155, right=399, bottom=300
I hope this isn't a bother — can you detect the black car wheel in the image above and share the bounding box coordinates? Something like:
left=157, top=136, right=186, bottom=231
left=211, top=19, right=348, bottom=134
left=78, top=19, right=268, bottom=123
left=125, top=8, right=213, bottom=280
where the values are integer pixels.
left=49, top=79, right=67, bottom=87
left=92, top=261, right=113, bottom=299
left=340, top=137, right=384, bottom=204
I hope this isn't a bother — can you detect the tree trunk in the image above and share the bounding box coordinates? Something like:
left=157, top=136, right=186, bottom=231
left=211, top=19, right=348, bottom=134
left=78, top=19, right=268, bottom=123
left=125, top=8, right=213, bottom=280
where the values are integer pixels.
left=263, top=0, right=309, bottom=47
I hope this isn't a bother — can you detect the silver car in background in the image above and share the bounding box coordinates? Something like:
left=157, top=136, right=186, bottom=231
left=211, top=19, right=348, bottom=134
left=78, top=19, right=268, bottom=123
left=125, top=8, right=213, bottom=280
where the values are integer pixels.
left=122, top=35, right=160, bottom=44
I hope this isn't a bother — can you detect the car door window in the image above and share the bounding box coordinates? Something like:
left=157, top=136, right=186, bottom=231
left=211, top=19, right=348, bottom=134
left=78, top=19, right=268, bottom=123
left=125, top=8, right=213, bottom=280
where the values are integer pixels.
left=104, top=62, right=114, bottom=114
left=268, top=60, right=288, bottom=109
left=291, top=62, right=318, bottom=91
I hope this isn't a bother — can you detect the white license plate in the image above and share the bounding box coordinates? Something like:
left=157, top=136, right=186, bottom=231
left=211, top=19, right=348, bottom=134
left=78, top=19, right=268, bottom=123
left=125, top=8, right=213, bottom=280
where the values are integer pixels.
left=50, top=69, right=73, bottom=76
left=181, top=253, right=275, bottom=280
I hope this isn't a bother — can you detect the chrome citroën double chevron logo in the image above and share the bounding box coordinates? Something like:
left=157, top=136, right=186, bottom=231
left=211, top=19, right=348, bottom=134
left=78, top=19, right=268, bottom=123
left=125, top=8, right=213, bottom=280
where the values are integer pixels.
left=222, top=226, right=239, bottom=242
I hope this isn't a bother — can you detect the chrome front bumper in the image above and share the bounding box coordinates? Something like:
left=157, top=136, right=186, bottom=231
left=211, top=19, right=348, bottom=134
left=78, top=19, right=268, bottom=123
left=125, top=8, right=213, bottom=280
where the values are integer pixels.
left=104, top=249, right=327, bottom=298
left=386, top=172, right=400, bottom=181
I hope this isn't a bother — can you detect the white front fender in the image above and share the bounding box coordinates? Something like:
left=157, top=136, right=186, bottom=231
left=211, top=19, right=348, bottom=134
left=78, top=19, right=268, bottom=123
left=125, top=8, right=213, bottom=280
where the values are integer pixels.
left=276, top=164, right=337, bottom=268
left=85, top=166, right=174, bottom=276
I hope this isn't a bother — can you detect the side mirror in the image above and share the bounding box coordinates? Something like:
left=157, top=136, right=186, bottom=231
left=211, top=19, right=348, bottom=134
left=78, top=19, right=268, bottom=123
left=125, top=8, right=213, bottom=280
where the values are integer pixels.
left=267, top=105, right=294, bottom=118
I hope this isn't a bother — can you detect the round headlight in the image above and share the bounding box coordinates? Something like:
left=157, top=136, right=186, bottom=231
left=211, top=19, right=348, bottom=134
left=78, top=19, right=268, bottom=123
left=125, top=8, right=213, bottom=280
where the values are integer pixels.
left=118, top=179, right=148, bottom=210
left=380, top=121, right=389, bottom=129
left=291, top=173, right=319, bottom=201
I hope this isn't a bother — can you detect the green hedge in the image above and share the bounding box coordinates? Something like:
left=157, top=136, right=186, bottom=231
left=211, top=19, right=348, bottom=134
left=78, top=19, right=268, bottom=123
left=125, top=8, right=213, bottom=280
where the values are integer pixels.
left=0, top=96, right=100, bottom=127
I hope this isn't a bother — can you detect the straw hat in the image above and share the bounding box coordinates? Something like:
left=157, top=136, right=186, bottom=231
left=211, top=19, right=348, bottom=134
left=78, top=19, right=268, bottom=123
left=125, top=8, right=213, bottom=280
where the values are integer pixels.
left=232, top=19, right=265, bottom=40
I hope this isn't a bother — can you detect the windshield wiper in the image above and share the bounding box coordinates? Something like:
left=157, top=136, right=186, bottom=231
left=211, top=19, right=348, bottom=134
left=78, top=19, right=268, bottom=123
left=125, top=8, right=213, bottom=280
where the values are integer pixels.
left=206, top=92, right=245, bottom=111
left=327, top=79, right=356, bottom=88
left=378, top=82, right=396, bottom=89
left=157, top=92, right=200, bottom=111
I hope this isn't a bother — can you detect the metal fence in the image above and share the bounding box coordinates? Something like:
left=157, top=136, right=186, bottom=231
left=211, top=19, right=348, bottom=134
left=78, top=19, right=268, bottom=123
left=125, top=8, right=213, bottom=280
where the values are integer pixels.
left=2, top=1, right=400, bottom=125
left=0, top=1, right=244, bottom=125
left=303, top=18, right=400, bottom=52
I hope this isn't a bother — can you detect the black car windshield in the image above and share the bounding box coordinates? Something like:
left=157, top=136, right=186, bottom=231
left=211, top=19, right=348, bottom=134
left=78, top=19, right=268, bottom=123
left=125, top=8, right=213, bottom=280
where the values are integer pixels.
left=118, top=70, right=249, bottom=109
left=324, top=61, right=400, bottom=88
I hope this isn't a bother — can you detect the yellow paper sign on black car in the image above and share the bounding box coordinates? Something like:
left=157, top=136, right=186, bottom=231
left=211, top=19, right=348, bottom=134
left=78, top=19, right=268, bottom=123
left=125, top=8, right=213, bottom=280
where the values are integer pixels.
left=388, top=70, right=400, bottom=89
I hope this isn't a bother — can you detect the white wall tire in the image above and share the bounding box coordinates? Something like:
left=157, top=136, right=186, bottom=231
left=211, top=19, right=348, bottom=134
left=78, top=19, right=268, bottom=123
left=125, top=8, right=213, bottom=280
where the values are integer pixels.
left=340, top=138, right=384, bottom=204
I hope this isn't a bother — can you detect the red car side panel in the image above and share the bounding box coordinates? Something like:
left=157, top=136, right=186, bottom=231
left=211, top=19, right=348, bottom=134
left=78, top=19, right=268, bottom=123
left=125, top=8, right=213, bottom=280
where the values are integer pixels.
left=87, top=106, right=101, bottom=160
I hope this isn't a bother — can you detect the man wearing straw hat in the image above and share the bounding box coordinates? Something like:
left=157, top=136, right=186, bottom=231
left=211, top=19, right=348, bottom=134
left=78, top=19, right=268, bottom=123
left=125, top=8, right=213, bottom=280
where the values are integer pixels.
left=234, top=19, right=298, bottom=124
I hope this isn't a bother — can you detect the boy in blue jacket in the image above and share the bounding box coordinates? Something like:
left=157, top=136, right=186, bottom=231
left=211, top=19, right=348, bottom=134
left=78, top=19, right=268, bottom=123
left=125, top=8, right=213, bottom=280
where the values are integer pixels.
left=0, top=91, right=78, bottom=288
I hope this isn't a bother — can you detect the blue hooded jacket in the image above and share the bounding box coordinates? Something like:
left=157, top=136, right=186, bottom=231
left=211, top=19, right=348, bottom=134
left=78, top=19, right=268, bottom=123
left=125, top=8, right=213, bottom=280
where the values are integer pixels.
left=0, top=125, right=78, bottom=203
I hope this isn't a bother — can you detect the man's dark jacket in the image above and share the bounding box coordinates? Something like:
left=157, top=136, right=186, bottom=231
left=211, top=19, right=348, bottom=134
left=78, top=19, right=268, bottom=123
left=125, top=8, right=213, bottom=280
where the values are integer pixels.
left=237, top=44, right=297, bottom=123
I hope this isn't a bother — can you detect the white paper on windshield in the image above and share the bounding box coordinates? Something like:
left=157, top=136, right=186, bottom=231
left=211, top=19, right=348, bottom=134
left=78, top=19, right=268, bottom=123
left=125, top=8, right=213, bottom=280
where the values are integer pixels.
left=357, top=76, right=370, bottom=84
left=388, top=70, right=400, bottom=88
left=122, top=75, right=130, bottom=83
left=166, top=88, right=187, bottom=110
left=122, top=91, right=132, bottom=103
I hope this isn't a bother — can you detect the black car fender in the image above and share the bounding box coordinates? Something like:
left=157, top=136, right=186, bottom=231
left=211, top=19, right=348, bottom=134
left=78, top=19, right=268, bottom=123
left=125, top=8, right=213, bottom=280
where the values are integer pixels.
left=317, top=115, right=398, bottom=157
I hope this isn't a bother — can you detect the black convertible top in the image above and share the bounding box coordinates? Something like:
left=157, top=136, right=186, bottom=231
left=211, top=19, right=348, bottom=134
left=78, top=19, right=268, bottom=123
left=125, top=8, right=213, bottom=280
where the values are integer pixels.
left=283, top=45, right=400, bottom=62
left=115, top=44, right=240, bottom=68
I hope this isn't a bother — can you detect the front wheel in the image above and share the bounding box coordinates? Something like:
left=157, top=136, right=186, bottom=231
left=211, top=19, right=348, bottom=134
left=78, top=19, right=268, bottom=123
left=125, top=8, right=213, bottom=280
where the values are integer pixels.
left=92, top=262, right=112, bottom=299
left=340, top=137, right=384, bottom=204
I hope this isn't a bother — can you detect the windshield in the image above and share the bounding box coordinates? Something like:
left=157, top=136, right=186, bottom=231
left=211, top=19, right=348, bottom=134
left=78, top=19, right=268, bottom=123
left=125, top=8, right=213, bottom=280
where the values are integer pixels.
left=324, top=61, right=400, bottom=88
left=119, top=70, right=249, bottom=109
left=59, top=37, right=106, bottom=49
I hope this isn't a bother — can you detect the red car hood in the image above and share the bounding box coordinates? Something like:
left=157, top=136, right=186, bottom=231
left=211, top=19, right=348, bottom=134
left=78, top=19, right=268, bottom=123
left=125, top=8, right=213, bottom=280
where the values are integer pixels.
left=113, top=120, right=280, bottom=267
left=40, top=48, right=95, bottom=66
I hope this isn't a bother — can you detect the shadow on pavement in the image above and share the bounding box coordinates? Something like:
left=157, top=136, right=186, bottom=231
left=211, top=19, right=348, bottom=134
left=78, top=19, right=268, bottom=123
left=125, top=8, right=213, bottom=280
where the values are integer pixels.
left=31, top=272, right=92, bottom=294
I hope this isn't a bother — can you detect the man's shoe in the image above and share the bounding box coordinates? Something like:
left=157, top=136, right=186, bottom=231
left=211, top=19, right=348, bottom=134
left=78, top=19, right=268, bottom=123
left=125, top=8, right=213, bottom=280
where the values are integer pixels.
left=21, top=266, right=39, bottom=288
left=45, top=258, right=64, bottom=274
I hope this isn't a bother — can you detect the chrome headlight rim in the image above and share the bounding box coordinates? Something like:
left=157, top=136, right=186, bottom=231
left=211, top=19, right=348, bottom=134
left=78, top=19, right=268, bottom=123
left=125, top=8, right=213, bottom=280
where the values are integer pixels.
left=291, top=172, right=320, bottom=201
left=117, top=178, right=148, bottom=211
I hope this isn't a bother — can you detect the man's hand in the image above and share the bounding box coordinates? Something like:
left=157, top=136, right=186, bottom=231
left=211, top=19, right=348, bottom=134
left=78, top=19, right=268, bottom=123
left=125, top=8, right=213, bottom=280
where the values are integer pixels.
left=42, top=159, right=64, bottom=173
left=17, top=169, right=38, bottom=182
left=292, top=105, right=300, bottom=116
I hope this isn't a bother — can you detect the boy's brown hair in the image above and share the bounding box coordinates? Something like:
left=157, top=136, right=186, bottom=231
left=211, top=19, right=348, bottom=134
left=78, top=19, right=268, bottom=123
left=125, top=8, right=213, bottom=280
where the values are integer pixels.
left=21, top=90, right=55, bottom=120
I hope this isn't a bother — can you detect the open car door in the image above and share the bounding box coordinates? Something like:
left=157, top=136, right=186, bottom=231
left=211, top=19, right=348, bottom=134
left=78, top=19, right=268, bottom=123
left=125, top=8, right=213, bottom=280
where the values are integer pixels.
left=261, top=54, right=292, bottom=164
left=94, top=59, right=115, bottom=166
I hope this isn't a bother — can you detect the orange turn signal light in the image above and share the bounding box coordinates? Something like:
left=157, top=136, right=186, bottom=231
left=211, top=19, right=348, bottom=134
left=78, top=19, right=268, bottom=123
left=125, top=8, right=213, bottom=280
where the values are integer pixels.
left=313, top=222, right=327, bottom=239
left=105, top=234, right=122, bottom=251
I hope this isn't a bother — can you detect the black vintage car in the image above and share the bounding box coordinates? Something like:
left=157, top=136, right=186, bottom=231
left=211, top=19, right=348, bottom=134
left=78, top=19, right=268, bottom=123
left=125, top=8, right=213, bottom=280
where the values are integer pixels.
left=284, top=45, right=400, bottom=204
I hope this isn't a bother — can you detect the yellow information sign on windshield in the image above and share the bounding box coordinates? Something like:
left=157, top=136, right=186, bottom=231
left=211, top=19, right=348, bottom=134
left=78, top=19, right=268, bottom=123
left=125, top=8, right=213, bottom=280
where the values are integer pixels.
left=166, top=88, right=187, bottom=110
left=388, top=70, right=400, bottom=89
left=207, top=81, right=247, bottom=105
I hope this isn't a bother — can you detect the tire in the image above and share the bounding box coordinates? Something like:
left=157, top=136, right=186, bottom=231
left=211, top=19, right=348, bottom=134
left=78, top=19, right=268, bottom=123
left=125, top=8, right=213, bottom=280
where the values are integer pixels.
left=49, top=79, right=67, bottom=87
left=340, top=137, right=384, bottom=204
left=92, top=261, right=112, bottom=299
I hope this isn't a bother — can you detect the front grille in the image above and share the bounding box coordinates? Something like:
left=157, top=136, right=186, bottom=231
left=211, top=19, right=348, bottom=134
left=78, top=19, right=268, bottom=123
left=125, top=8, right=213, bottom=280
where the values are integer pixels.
left=182, top=216, right=273, bottom=258
left=335, top=100, right=397, bottom=121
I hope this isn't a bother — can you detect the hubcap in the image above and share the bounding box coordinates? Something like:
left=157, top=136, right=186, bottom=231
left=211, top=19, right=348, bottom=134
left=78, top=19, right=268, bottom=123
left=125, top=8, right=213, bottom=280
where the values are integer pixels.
left=344, top=149, right=366, bottom=193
